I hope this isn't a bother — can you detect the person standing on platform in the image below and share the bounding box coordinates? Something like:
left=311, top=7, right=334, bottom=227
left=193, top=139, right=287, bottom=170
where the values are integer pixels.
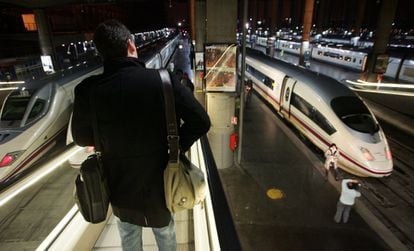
left=71, top=19, right=210, bottom=251
left=325, top=143, right=340, bottom=180
left=334, top=179, right=361, bottom=223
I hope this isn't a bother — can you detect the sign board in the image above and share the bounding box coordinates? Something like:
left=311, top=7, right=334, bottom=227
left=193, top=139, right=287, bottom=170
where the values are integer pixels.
left=41, top=55, right=54, bottom=74
left=195, top=52, right=204, bottom=71
left=373, top=53, right=389, bottom=74
left=205, top=44, right=237, bottom=92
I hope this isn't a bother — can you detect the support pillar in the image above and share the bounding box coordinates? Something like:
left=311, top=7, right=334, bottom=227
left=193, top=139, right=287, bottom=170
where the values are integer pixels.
left=299, top=0, right=314, bottom=66
left=34, top=9, right=57, bottom=72
left=268, top=0, right=280, bottom=34
left=363, top=0, right=398, bottom=82
left=190, top=0, right=195, bottom=42
left=205, top=0, right=237, bottom=169
left=194, top=0, right=206, bottom=91
left=354, top=0, right=367, bottom=35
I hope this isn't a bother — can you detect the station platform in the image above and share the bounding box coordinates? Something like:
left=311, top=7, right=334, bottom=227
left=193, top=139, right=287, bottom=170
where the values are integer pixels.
left=218, top=93, right=392, bottom=251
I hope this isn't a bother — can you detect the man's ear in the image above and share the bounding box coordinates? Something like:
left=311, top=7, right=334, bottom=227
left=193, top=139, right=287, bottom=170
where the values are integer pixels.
left=127, top=39, right=138, bottom=58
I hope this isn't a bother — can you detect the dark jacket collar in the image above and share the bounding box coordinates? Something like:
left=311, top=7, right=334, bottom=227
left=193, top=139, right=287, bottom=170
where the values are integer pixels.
left=103, top=57, right=145, bottom=74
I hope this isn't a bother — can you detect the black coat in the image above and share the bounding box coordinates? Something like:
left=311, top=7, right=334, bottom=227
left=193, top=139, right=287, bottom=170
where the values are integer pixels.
left=71, top=57, right=210, bottom=227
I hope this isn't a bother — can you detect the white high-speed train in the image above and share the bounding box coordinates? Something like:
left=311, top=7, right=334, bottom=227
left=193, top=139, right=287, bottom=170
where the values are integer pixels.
left=245, top=53, right=393, bottom=177
left=0, top=79, right=80, bottom=183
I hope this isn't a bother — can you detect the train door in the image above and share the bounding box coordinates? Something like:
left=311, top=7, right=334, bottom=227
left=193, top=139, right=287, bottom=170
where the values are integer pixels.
left=279, top=76, right=296, bottom=118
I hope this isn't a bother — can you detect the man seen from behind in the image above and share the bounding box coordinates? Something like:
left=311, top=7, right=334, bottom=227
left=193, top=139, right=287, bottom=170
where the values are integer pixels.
left=71, top=20, right=211, bottom=251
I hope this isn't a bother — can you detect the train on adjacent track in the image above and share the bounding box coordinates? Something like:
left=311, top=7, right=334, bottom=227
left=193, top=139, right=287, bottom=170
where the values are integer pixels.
left=244, top=53, right=393, bottom=177
left=246, top=35, right=414, bottom=83
left=0, top=79, right=79, bottom=183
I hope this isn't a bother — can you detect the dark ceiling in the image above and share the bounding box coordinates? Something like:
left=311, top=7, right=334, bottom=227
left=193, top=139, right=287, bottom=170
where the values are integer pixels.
left=0, top=0, right=187, bottom=8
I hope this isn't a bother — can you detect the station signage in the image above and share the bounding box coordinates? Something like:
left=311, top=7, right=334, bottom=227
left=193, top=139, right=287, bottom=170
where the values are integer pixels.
left=373, top=53, right=389, bottom=74
left=204, top=43, right=237, bottom=92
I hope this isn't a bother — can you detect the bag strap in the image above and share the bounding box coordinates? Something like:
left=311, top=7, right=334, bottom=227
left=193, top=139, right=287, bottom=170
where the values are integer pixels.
left=159, top=69, right=180, bottom=164
left=89, top=85, right=102, bottom=152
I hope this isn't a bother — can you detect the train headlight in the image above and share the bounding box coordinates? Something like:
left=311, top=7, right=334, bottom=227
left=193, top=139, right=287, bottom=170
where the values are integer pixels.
left=360, top=147, right=374, bottom=161
left=385, top=147, right=392, bottom=160
left=0, top=151, right=24, bottom=168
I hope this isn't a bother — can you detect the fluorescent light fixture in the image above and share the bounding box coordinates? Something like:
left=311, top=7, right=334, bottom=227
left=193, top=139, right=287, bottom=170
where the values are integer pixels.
left=0, top=87, right=19, bottom=91
left=0, top=81, right=25, bottom=85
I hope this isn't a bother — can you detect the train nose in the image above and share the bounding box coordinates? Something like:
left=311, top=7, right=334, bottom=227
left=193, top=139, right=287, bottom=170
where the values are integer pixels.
left=359, top=145, right=393, bottom=176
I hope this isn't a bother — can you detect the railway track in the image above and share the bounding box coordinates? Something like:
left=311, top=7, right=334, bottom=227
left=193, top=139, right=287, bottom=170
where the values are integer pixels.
left=358, top=134, right=414, bottom=250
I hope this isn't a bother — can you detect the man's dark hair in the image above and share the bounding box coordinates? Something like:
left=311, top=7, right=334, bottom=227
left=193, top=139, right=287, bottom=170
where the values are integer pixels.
left=93, top=19, right=132, bottom=60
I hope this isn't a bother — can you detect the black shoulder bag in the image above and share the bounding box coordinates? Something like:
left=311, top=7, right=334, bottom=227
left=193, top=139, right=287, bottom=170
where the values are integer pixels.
left=74, top=87, right=110, bottom=223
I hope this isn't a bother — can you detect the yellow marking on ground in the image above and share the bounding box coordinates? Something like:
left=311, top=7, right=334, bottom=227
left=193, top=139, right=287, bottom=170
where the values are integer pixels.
left=266, top=188, right=284, bottom=200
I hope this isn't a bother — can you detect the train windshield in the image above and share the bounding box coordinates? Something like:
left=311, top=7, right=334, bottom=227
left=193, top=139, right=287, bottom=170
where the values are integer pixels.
left=331, top=96, right=379, bottom=134
left=0, top=84, right=52, bottom=128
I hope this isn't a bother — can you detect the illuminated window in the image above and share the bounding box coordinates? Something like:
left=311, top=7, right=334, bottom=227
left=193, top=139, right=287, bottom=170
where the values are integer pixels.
left=21, top=14, right=37, bottom=31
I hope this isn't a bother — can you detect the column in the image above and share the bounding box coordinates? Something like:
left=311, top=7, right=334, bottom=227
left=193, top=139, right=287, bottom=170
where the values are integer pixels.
left=354, top=0, right=367, bottom=35
left=206, top=0, right=237, bottom=169
left=268, top=0, right=280, bottom=34
left=34, top=9, right=57, bottom=72
left=363, top=0, right=398, bottom=82
left=299, top=0, right=315, bottom=66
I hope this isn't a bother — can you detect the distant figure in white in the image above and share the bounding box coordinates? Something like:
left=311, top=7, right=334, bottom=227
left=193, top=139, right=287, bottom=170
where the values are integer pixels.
left=325, top=143, right=339, bottom=180
left=334, top=179, right=361, bottom=223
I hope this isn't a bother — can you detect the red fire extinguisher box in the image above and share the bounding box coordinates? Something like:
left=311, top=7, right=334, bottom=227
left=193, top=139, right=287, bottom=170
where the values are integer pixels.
left=230, top=133, right=238, bottom=151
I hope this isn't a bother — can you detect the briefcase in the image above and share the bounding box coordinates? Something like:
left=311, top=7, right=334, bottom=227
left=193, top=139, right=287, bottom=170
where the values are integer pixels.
left=74, top=154, right=109, bottom=224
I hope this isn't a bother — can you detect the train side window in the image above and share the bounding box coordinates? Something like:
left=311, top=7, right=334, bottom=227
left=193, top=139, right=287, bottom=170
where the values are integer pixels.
left=353, top=58, right=356, bottom=63
left=359, top=59, right=362, bottom=64
left=24, top=84, right=53, bottom=125
left=28, top=99, right=46, bottom=119
left=264, top=76, right=274, bottom=89
left=311, top=108, right=336, bottom=135
left=291, top=93, right=336, bottom=135
left=291, top=93, right=312, bottom=117
left=246, top=65, right=274, bottom=90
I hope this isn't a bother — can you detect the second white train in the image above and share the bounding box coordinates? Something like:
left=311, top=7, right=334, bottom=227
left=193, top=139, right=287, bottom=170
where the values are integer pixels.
left=245, top=53, right=393, bottom=177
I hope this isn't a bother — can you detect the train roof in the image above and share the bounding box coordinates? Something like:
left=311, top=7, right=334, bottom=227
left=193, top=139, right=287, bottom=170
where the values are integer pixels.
left=246, top=49, right=357, bottom=102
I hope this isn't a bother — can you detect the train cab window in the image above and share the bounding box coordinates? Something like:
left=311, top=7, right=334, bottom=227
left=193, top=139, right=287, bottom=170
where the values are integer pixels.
left=331, top=96, right=379, bottom=134
left=1, top=96, right=30, bottom=122
left=0, top=85, right=53, bottom=128
left=264, top=76, right=274, bottom=89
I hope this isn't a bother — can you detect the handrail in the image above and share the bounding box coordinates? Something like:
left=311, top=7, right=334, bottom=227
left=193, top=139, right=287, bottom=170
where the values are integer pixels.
left=200, top=136, right=242, bottom=251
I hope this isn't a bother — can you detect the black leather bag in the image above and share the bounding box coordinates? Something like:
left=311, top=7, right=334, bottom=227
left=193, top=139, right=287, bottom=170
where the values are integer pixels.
left=74, top=154, right=109, bottom=223
left=73, top=84, right=109, bottom=223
